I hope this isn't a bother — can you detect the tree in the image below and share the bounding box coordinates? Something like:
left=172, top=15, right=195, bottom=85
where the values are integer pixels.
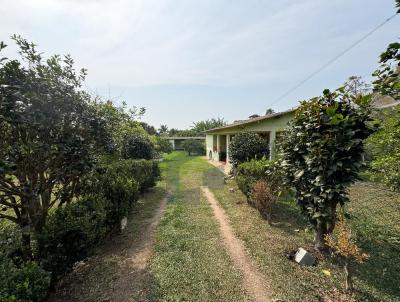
left=372, top=42, right=400, bottom=100
left=95, top=100, right=146, bottom=157
left=265, top=108, right=275, bottom=115
left=154, top=136, right=173, bottom=155
left=280, top=89, right=375, bottom=251
left=182, top=139, right=205, bottom=156
left=191, top=118, right=226, bottom=135
left=229, top=132, right=269, bottom=168
left=140, top=122, right=157, bottom=135
left=0, top=36, right=109, bottom=259
left=122, top=133, right=155, bottom=160
left=158, top=124, right=169, bottom=135
left=343, top=76, right=371, bottom=98
left=366, top=107, right=400, bottom=191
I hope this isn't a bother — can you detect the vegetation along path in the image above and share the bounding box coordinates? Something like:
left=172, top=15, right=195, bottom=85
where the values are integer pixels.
left=49, top=151, right=400, bottom=302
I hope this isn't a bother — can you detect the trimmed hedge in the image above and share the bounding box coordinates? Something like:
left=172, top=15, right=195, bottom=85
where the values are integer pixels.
left=235, top=159, right=283, bottom=201
left=36, top=159, right=161, bottom=280
left=37, top=194, right=107, bottom=279
left=0, top=158, right=161, bottom=296
left=0, top=260, right=51, bottom=302
left=0, top=228, right=50, bottom=302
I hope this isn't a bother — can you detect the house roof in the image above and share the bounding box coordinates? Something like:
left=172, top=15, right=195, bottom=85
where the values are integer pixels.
left=204, top=108, right=296, bottom=133
left=166, top=136, right=205, bottom=140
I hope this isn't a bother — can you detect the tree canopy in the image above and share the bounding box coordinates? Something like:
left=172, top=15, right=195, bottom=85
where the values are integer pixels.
left=0, top=36, right=110, bottom=258
left=280, top=89, right=376, bottom=250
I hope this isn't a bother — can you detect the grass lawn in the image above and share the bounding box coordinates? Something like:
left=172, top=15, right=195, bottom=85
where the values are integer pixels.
left=149, top=151, right=249, bottom=301
left=206, top=163, right=400, bottom=301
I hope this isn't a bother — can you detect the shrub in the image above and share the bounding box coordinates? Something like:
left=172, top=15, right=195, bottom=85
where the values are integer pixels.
left=154, top=136, right=173, bottom=155
left=122, top=133, right=155, bottom=160
left=250, top=180, right=276, bottom=223
left=229, top=132, right=269, bottom=168
left=128, top=160, right=161, bottom=192
left=325, top=216, right=368, bottom=292
left=280, top=89, right=375, bottom=251
left=83, top=159, right=160, bottom=227
left=235, top=159, right=283, bottom=200
left=37, top=195, right=107, bottom=279
left=0, top=257, right=50, bottom=302
left=182, top=139, right=205, bottom=156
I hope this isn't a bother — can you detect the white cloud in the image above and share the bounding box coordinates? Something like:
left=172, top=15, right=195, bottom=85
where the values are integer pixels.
left=1, top=0, right=399, bottom=91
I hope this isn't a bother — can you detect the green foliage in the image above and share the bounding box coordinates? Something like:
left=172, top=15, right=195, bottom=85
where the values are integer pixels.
left=229, top=132, right=269, bottom=168
left=182, top=139, right=205, bottom=156
left=0, top=36, right=109, bottom=259
left=153, top=136, right=173, bottom=155
left=373, top=42, right=400, bottom=100
left=265, top=108, right=275, bottom=115
left=141, top=122, right=157, bottom=135
left=366, top=107, right=400, bottom=191
left=191, top=118, right=226, bottom=134
left=95, top=101, right=146, bottom=156
left=280, top=89, right=375, bottom=250
left=0, top=260, right=51, bottom=302
left=122, top=133, right=155, bottom=160
left=37, top=195, right=107, bottom=279
left=235, top=159, right=283, bottom=200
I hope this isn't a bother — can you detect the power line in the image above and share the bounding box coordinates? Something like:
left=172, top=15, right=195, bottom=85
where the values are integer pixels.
left=267, top=13, right=398, bottom=108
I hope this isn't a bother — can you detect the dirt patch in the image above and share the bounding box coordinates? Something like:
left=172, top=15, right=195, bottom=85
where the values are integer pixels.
left=48, top=193, right=169, bottom=302
left=201, top=186, right=273, bottom=302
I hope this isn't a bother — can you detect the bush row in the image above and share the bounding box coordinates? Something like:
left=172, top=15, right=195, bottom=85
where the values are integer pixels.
left=0, top=159, right=160, bottom=302
left=235, top=158, right=283, bottom=200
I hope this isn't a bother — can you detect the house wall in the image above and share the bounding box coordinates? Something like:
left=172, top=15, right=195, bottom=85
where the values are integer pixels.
left=207, top=112, right=294, bottom=164
left=206, top=134, right=218, bottom=161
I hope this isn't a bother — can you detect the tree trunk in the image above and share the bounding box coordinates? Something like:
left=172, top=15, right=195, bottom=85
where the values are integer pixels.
left=344, top=260, right=353, bottom=293
left=314, top=222, right=328, bottom=252
left=20, top=208, right=33, bottom=261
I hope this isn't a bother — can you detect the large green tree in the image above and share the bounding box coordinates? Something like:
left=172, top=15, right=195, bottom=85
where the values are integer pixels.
left=372, top=42, right=400, bottom=100
left=366, top=107, right=400, bottom=191
left=281, top=89, right=375, bottom=251
left=0, top=36, right=108, bottom=259
left=191, top=118, right=226, bottom=134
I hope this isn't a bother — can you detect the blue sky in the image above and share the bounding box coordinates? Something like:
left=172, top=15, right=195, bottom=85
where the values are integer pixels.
left=1, top=0, right=399, bottom=129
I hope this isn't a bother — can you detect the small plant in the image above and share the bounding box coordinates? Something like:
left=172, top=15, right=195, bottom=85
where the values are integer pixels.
left=325, top=216, right=368, bottom=293
left=250, top=180, right=276, bottom=224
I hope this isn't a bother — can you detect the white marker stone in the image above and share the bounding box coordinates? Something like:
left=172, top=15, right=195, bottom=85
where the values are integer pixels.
left=294, top=248, right=316, bottom=266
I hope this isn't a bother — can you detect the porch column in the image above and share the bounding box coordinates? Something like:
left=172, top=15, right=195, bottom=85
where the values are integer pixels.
left=269, top=130, right=276, bottom=160
left=216, top=135, right=221, bottom=161
left=169, top=139, right=175, bottom=150
left=226, top=135, right=230, bottom=165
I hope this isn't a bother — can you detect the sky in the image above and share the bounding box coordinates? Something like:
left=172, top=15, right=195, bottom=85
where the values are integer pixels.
left=1, top=0, right=399, bottom=129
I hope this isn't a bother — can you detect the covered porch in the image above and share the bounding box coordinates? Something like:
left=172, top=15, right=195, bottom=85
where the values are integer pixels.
left=206, top=130, right=277, bottom=167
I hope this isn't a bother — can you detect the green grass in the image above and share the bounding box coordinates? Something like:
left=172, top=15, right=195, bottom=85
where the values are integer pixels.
left=207, top=164, right=400, bottom=301
left=149, top=152, right=249, bottom=302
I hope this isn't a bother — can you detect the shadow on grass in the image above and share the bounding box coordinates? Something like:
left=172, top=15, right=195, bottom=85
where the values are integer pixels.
left=354, top=233, right=400, bottom=300
left=269, top=199, right=308, bottom=232
left=202, top=166, right=225, bottom=189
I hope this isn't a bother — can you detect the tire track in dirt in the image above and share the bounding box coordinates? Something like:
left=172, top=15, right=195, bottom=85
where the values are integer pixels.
left=201, top=186, right=272, bottom=302
left=108, top=193, right=170, bottom=302
left=48, top=192, right=170, bottom=302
